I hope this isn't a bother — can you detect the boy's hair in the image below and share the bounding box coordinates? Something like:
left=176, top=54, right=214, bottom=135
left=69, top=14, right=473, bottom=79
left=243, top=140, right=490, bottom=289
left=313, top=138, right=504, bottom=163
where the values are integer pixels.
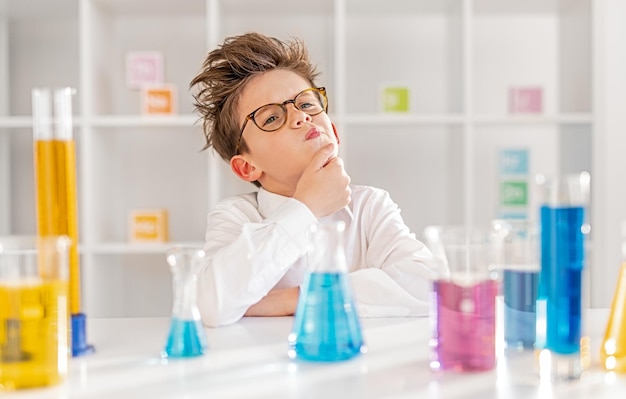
left=190, top=32, right=320, bottom=165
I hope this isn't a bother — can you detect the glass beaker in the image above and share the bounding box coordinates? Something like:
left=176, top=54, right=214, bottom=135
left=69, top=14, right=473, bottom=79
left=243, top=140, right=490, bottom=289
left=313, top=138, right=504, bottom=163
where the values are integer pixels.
left=424, top=225, right=499, bottom=372
left=535, top=172, right=590, bottom=380
left=0, top=236, right=70, bottom=391
left=162, top=246, right=208, bottom=358
left=600, top=220, right=626, bottom=372
left=492, top=219, right=540, bottom=353
left=288, top=221, right=365, bottom=362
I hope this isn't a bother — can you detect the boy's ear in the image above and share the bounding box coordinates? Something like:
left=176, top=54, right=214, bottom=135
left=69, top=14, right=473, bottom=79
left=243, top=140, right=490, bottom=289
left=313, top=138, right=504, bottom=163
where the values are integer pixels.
left=331, top=122, right=340, bottom=144
left=230, top=155, right=262, bottom=182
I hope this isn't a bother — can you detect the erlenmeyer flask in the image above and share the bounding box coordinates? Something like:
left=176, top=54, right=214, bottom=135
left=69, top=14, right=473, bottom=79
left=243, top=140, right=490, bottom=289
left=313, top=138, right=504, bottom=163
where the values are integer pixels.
left=600, top=220, right=626, bottom=372
left=162, top=246, right=208, bottom=358
left=288, top=221, right=366, bottom=362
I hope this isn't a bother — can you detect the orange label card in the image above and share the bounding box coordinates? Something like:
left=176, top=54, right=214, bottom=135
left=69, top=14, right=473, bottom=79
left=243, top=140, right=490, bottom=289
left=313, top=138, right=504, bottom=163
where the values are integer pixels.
left=142, top=85, right=177, bottom=115
left=129, top=209, right=169, bottom=242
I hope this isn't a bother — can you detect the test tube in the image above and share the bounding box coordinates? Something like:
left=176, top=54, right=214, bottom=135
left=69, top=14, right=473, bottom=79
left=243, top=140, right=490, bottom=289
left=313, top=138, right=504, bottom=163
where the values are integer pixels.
left=535, top=172, right=590, bottom=380
left=32, top=87, right=93, bottom=356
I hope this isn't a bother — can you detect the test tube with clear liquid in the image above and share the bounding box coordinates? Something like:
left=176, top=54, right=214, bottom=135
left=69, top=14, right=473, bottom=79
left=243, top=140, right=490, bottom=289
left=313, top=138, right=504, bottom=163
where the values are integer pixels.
left=288, top=221, right=366, bottom=362
left=162, top=246, right=208, bottom=358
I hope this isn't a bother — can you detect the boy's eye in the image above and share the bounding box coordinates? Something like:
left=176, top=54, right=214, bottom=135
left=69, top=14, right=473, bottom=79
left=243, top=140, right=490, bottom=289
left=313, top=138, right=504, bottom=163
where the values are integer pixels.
left=255, top=105, right=284, bottom=129
left=298, top=101, right=314, bottom=110
left=263, top=115, right=279, bottom=126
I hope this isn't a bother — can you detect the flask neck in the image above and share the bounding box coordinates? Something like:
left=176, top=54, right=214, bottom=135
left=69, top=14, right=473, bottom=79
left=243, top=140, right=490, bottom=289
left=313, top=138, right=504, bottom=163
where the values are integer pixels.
left=308, top=221, right=348, bottom=273
left=166, top=247, right=205, bottom=321
left=171, top=271, right=201, bottom=320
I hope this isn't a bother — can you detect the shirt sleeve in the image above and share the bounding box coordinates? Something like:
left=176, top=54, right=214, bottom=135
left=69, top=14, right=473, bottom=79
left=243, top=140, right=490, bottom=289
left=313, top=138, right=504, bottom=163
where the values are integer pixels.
left=348, top=188, right=439, bottom=317
left=197, top=195, right=316, bottom=327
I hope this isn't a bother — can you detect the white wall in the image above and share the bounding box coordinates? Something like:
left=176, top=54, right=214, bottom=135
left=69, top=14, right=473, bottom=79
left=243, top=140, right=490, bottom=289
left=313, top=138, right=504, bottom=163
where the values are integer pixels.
left=592, top=0, right=626, bottom=307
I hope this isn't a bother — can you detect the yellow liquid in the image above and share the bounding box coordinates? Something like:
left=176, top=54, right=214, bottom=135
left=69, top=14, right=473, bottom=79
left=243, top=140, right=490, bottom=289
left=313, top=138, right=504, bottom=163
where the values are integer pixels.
left=0, top=281, right=69, bottom=390
left=600, top=262, right=626, bottom=372
left=34, top=139, right=81, bottom=314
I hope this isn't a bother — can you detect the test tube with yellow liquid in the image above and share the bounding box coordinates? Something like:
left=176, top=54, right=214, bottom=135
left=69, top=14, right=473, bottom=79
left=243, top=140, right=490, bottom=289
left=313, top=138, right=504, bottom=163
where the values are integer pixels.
left=600, top=220, right=626, bottom=372
left=32, top=88, right=93, bottom=356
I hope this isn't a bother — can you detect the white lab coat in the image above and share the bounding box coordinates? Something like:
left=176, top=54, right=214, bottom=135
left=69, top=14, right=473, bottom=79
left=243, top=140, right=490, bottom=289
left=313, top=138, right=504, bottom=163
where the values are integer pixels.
left=198, top=184, right=437, bottom=327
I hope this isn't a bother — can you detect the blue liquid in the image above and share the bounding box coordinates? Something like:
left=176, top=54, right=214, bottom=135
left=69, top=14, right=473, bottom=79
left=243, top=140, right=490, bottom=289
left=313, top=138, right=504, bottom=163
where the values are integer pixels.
left=289, top=272, right=365, bottom=362
left=539, top=205, right=584, bottom=355
left=164, top=318, right=207, bottom=358
left=503, top=269, right=539, bottom=349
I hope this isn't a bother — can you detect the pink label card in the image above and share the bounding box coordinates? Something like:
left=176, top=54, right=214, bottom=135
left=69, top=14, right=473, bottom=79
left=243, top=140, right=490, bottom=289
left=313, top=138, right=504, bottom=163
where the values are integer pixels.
left=126, top=51, right=164, bottom=89
left=508, top=87, right=543, bottom=114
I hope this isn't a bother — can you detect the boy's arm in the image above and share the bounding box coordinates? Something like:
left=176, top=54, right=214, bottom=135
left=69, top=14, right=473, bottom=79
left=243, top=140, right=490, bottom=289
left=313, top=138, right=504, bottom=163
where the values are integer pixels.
left=349, top=188, right=439, bottom=317
left=197, top=196, right=315, bottom=327
left=244, top=287, right=299, bottom=317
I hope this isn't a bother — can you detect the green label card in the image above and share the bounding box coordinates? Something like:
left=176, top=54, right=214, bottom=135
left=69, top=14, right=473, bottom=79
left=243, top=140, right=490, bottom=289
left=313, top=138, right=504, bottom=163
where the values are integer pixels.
left=381, top=86, right=410, bottom=113
left=500, top=181, right=528, bottom=207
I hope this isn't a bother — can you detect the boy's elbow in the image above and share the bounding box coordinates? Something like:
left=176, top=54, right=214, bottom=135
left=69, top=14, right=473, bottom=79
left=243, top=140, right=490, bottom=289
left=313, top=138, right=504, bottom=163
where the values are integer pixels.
left=197, top=292, right=246, bottom=328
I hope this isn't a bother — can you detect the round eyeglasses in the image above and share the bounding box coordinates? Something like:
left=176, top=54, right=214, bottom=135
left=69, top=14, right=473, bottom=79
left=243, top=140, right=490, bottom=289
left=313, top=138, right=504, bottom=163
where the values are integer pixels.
left=236, top=87, right=328, bottom=154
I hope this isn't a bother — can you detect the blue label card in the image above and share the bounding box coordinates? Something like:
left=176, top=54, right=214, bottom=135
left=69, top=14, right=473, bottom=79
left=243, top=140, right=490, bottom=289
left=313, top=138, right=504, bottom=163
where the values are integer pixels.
left=500, top=149, right=529, bottom=176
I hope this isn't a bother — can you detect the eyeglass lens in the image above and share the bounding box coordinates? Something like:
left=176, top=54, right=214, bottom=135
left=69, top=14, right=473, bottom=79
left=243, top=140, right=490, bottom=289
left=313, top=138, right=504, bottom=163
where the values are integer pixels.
left=253, top=89, right=326, bottom=132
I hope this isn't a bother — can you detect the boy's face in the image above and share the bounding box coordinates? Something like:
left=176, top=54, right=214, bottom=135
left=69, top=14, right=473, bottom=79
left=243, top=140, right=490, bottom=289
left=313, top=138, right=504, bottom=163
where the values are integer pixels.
left=231, top=69, right=338, bottom=196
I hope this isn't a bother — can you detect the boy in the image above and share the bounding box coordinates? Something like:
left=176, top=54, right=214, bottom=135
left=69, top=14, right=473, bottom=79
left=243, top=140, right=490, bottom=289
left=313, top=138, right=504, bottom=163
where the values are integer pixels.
left=190, top=32, right=436, bottom=327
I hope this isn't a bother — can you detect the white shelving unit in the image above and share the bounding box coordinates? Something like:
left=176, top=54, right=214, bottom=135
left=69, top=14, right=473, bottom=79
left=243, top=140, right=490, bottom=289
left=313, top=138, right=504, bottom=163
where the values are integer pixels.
left=4, top=0, right=622, bottom=316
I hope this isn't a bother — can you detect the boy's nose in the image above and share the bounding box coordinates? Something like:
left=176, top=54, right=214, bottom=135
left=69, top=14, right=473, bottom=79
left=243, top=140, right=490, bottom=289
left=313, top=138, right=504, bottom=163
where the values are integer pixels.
left=287, top=104, right=312, bottom=127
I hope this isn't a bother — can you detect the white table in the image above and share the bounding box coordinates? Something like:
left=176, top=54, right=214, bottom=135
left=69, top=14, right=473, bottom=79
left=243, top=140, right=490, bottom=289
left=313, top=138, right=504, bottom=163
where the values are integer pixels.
left=7, top=309, right=626, bottom=398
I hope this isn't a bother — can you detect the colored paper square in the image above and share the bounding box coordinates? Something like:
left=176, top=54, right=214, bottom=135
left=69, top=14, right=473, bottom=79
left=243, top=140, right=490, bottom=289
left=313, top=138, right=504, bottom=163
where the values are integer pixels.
left=500, top=149, right=529, bottom=175
left=380, top=85, right=410, bottom=113
left=141, top=85, right=177, bottom=115
left=129, top=209, right=169, bottom=242
left=500, top=181, right=528, bottom=207
left=509, top=87, right=543, bottom=114
left=126, top=51, right=164, bottom=89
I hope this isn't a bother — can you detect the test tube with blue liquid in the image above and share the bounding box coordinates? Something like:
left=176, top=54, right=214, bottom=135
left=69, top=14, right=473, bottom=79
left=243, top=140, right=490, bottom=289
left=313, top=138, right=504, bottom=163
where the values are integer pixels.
left=492, top=219, right=539, bottom=353
left=536, top=172, right=590, bottom=380
left=162, top=246, right=208, bottom=358
left=288, top=221, right=366, bottom=362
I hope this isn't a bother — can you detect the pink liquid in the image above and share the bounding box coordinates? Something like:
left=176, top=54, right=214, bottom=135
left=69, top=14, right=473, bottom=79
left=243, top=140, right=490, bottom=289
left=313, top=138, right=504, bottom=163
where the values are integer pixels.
left=431, top=279, right=498, bottom=372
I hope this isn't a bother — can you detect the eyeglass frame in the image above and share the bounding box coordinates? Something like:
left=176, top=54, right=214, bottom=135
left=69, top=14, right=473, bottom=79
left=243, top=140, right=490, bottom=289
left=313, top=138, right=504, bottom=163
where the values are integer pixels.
left=235, top=87, right=328, bottom=155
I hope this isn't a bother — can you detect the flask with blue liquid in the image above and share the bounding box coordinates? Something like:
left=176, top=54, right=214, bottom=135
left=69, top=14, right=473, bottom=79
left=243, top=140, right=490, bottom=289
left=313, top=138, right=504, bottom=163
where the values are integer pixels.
left=162, top=246, right=208, bottom=358
left=536, top=172, right=590, bottom=380
left=288, top=221, right=366, bottom=362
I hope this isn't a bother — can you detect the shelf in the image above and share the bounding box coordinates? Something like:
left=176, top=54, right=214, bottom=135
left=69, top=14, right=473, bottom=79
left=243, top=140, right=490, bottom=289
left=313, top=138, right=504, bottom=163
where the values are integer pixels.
left=0, top=115, right=201, bottom=130
left=346, top=0, right=460, bottom=15
left=0, top=116, right=33, bottom=129
left=474, top=0, right=581, bottom=15
left=344, top=114, right=465, bottom=125
left=90, top=0, right=204, bottom=16
left=472, top=113, right=593, bottom=125
left=90, top=114, right=198, bottom=128
left=2, top=0, right=77, bottom=18
left=219, top=0, right=334, bottom=16
left=3, top=0, right=601, bottom=316
left=85, top=242, right=204, bottom=255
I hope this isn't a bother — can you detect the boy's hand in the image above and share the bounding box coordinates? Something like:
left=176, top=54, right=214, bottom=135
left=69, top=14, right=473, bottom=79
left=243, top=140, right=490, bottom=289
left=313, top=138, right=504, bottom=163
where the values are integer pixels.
left=293, top=143, right=351, bottom=218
